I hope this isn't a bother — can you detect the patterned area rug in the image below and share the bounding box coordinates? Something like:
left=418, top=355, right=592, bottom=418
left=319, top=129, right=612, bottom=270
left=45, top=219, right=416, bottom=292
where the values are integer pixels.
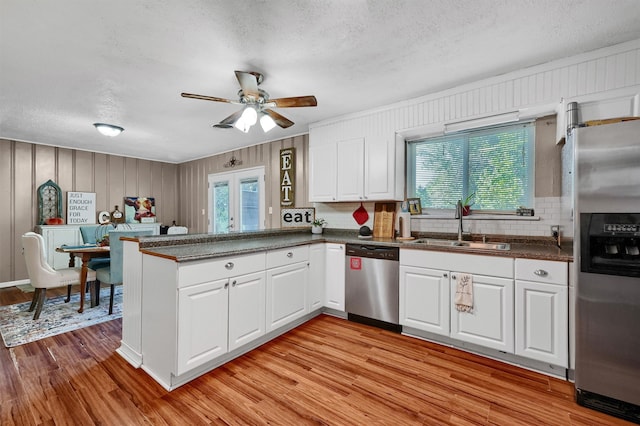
left=0, top=286, right=122, bottom=347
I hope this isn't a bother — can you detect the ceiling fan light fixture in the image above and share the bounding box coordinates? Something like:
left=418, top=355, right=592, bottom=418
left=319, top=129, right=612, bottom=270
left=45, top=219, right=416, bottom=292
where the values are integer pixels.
left=93, top=122, right=124, bottom=137
left=260, top=113, right=277, bottom=132
left=234, top=115, right=251, bottom=133
left=241, top=106, right=258, bottom=126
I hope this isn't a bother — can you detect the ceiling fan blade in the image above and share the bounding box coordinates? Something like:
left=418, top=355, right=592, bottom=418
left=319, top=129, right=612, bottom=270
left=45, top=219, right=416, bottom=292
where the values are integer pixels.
left=235, top=71, right=260, bottom=98
left=181, top=92, right=237, bottom=104
left=212, top=109, right=244, bottom=128
left=264, top=109, right=294, bottom=129
left=269, top=96, right=318, bottom=108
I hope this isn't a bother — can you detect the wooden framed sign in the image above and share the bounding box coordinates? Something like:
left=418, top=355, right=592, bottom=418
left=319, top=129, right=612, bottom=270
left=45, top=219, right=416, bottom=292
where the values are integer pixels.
left=281, top=208, right=314, bottom=228
left=66, top=192, right=96, bottom=224
left=280, top=148, right=295, bottom=207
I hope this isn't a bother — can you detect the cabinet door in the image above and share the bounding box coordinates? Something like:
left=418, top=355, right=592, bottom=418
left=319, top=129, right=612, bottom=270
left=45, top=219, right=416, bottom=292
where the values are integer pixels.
left=229, top=271, right=266, bottom=351
left=336, top=138, right=364, bottom=201
left=515, top=280, right=568, bottom=367
left=176, top=278, right=228, bottom=375
left=308, top=244, right=326, bottom=312
left=266, top=262, right=309, bottom=332
left=399, top=266, right=450, bottom=336
left=450, top=273, right=514, bottom=353
left=309, top=143, right=337, bottom=202
left=41, top=227, right=82, bottom=269
left=325, top=243, right=345, bottom=311
left=364, top=135, right=395, bottom=200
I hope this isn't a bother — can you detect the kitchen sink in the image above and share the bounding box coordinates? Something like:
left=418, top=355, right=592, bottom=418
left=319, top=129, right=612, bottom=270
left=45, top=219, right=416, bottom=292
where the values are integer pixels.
left=410, top=238, right=511, bottom=251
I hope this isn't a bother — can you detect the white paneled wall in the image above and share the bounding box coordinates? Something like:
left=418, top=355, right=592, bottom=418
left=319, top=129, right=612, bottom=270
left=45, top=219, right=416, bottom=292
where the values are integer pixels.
left=312, top=40, right=640, bottom=137
left=311, top=39, right=640, bottom=239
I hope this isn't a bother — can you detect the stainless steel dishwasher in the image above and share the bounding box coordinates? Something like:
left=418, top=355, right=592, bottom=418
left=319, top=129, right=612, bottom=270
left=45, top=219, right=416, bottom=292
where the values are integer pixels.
left=345, top=244, right=400, bottom=331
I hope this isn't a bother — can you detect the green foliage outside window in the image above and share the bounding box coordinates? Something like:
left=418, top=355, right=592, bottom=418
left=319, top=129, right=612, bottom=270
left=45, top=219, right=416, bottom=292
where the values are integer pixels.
left=408, top=122, right=534, bottom=211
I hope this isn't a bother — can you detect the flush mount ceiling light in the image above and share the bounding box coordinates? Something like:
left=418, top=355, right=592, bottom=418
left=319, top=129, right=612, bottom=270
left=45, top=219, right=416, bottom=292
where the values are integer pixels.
left=93, top=122, right=124, bottom=137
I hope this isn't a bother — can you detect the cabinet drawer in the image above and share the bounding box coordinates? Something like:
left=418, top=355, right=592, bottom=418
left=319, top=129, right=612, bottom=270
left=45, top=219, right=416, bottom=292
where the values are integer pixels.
left=179, top=252, right=266, bottom=287
left=515, top=259, right=567, bottom=285
left=400, top=249, right=513, bottom=278
left=266, top=245, right=309, bottom=269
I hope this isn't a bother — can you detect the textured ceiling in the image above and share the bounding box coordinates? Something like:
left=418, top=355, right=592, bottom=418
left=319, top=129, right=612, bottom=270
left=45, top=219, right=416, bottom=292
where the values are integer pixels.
left=2, top=0, right=640, bottom=163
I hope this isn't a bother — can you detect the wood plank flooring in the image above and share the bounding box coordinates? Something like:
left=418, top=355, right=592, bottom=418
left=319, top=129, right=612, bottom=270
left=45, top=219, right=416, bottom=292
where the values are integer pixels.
left=0, top=286, right=633, bottom=425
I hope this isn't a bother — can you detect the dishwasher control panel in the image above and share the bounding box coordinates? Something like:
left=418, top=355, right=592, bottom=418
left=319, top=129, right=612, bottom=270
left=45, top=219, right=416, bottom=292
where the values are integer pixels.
left=345, top=244, right=399, bottom=261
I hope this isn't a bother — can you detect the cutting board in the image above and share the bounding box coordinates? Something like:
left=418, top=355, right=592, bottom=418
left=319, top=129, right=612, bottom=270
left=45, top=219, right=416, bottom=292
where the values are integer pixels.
left=373, top=203, right=395, bottom=238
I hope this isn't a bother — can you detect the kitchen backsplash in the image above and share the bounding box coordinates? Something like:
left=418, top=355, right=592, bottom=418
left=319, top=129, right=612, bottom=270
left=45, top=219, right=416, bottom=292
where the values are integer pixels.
left=314, top=196, right=568, bottom=239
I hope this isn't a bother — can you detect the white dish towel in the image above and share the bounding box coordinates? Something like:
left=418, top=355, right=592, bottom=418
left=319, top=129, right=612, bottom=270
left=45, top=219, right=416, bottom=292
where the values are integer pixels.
left=454, top=273, right=473, bottom=312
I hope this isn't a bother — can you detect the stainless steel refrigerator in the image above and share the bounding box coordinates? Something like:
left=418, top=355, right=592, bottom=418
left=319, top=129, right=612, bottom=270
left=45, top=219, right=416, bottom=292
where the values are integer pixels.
left=573, top=120, right=640, bottom=423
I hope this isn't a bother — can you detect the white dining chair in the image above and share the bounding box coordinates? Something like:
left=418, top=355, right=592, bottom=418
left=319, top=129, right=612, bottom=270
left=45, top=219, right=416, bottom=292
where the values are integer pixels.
left=21, top=232, right=97, bottom=320
left=167, top=226, right=188, bottom=235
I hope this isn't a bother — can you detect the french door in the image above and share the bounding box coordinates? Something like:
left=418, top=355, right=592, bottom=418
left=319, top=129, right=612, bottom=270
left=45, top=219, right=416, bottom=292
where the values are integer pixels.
left=208, top=167, right=265, bottom=233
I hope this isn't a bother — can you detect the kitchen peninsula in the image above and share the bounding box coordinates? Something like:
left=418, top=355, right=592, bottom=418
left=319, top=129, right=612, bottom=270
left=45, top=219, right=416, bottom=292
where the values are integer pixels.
left=120, top=229, right=572, bottom=391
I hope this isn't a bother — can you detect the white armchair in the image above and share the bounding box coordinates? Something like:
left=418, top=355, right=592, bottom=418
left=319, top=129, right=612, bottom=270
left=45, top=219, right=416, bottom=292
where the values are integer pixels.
left=22, top=232, right=97, bottom=320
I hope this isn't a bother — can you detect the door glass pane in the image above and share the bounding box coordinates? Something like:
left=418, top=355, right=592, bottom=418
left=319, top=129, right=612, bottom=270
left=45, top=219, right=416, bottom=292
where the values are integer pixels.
left=239, top=178, right=259, bottom=231
left=213, top=181, right=229, bottom=233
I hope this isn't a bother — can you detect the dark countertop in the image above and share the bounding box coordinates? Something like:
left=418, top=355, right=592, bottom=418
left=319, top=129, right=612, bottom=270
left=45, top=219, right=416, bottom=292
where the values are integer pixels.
left=137, top=228, right=573, bottom=263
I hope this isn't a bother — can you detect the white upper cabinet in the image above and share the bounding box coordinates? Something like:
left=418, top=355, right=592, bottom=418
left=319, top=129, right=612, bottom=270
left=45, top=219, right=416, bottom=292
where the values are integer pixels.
left=309, top=142, right=337, bottom=202
left=336, top=138, right=365, bottom=201
left=309, top=128, right=404, bottom=202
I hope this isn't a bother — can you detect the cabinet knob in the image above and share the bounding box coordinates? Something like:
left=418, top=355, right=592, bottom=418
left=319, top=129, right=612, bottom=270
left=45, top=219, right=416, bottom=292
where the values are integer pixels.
left=225, top=262, right=234, bottom=270
left=534, top=269, right=548, bottom=277
left=443, top=273, right=448, bottom=278
left=224, top=282, right=229, bottom=289
left=287, top=252, right=293, bottom=258
left=451, top=274, right=456, bottom=279
left=232, top=280, right=237, bottom=286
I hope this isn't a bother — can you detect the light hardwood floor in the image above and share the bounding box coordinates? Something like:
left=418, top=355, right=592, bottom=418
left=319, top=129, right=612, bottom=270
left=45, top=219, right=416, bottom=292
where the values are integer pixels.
left=0, top=286, right=632, bottom=425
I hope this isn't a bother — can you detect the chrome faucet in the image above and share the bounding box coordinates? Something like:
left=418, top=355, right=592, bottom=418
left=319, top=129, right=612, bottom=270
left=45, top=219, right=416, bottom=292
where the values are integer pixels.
left=455, top=200, right=464, bottom=241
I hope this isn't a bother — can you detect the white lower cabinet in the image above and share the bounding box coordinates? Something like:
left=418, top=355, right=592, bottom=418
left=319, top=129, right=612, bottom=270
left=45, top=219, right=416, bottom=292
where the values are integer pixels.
left=324, top=243, right=345, bottom=311
left=308, top=244, right=326, bottom=311
left=450, top=273, right=514, bottom=353
left=176, top=278, right=229, bottom=375
left=265, top=246, right=310, bottom=332
left=176, top=269, right=266, bottom=376
left=229, top=271, right=266, bottom=351
left=266, top=262, right=309, bottom=332
left=400, top=249, right=569, bottom=368
left=399, top=266, right=449, bottom=336
left=400, top=249, right=515, bottom=353
left=515, top=259, right=568, bottom=367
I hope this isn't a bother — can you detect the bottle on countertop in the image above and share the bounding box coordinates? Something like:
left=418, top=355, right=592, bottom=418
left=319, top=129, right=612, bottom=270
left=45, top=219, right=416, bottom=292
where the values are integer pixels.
left=111, top=205, right=125, bottom=223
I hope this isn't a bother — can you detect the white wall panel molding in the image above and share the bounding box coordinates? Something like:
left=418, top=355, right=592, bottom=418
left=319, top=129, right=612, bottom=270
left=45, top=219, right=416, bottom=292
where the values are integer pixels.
left=310, top=39, right=640, bottom=135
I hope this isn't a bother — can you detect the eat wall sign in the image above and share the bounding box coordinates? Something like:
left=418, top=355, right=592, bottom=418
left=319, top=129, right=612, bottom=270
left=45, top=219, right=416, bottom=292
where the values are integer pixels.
left=280, top=148, right=295, bottom=207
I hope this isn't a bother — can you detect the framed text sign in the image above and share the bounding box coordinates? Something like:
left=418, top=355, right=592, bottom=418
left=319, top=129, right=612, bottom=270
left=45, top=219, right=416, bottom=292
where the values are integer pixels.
left=66, top=192, right=96, bottom=224
left=281, top=208, right=314, bottom=228
left=280, top=147, right=295, bottom=207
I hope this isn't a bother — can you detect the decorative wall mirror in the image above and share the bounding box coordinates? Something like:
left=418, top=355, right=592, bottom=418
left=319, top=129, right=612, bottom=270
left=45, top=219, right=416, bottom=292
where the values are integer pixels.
left=37, top=179, right=63, bottom=225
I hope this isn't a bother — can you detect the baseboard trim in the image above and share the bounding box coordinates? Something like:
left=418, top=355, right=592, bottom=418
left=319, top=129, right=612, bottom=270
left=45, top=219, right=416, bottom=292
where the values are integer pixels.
left=0, top=279, right=30, bottom=289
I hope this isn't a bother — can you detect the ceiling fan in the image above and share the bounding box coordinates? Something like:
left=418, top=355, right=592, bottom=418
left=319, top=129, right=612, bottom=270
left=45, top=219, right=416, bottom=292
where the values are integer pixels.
left=181, top=70, right=317, bottom=133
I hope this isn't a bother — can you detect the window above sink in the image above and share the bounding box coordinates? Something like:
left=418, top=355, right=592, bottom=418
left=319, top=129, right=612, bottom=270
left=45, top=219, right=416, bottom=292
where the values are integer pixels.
left=406, top=121, right=535, bottom=213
